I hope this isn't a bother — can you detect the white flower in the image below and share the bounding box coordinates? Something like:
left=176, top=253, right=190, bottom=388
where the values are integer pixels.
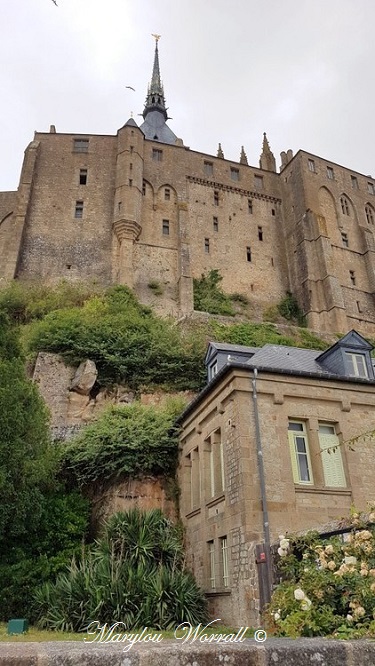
left=301, top=598, right=312, bottom=611
left=274, top=612, right=280, bottom=621
left=280, top=538, right=290, bottom=549
left=278, top=534, right=285, bottom=540
left=346, top=614, right=353, bottom=622
left=325, top=544, right=334, bottom=555
left=344, top=556, right=357, bottom=565
left=294, top=588, right=306, bottom=601
left=277, top=547, right=288, bottom=557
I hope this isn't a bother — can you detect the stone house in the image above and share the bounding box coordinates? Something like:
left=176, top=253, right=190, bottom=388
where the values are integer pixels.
left=178, top=331, right=375, bottom=626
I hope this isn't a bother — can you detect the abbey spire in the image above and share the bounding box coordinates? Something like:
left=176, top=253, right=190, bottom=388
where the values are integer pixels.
left=259, top=132, right=276, bottom=172
left=140, top=36, right=178, bottom=145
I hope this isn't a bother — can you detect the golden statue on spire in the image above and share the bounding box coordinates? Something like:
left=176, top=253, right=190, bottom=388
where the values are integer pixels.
left=151, top=33, right=161, bottom=42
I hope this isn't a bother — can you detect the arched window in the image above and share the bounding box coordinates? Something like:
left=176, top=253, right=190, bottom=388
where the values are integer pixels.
left=365, top=204, right=374, bottom=225
left=340, top=196, right=350, bottom=215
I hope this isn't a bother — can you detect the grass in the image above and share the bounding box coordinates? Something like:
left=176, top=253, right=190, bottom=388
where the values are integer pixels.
left=0, top=622, right=256, bottom=642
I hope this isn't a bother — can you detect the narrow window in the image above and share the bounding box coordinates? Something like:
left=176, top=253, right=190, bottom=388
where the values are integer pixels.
left=209, top=430, right=224, bottom=497
left=341, top=196, right=350, bottom=215
left=162, top=219, right=170, bottom=235
left=351, top=175, right=358, bottom=189
left=204, top=238, right=210, bottom=253
left=152, top=148, right=163, bottom=162
left=191, top=447, right=200, bottom=508
left=246, top=246, right=252, bottom=262
left=220, top=536, right=229, bottom=588
left=365, top=205, right=374, bottom=225
left=258, top=226, right=263, bottom=241
left=248, top=199, right=253, bottom=214
left=271, top=208, right=275, bottom=216
left=129, top=179, right=132, bottom=187
left=368, top=182, right=375, bottom=195
left=345, top=352, right=368, bottom=378
left=214, top=191, right=219, bottom=206
left=349, top=270, right=356, bottom=285
left=209, top=361, right=218, bottom=381
left=73, top=139, right=89, bottom=153
left=79, top=168, right=87, bottom=185
left=254, top=174, right=263, bottom=189
left=164, top=187, right=170, bottom=201
left=230, top=167, right=239, bottom=181
left=129, top=163, right=133, bottom=171
left=74, top=200, right=84, bottom=218
left=288, top=421, right=313, bottom=484
left=341, top=232, right=349, bottom=247
left=142, top=181, right=146, bottom=195
left=208, top=541, right=216, bottom=589
left=327, top=166, right=334, bottom=180
left=213, top=216, right=218, bottom=232
left=204, top=161, right=213, bottom=176
left=318, top=424, right=346, bottom=487
left=271, top=257, right=274, bottom=266
left=357, top=301, right=362, bottom=313
left=118, top=201, right=122, bottom=212
left=130, top=145, right=134, bottom=153
left=308, top=159, right=315, bottom=173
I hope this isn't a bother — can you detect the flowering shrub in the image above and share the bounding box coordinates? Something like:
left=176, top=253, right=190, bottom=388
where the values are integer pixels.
left=266, top=510, right=375, bottom=638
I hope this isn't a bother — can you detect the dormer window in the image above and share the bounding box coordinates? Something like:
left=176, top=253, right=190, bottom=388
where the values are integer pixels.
left=345, top=352, right=368, bottom=378
left=209, top=361, right=218, bottom=381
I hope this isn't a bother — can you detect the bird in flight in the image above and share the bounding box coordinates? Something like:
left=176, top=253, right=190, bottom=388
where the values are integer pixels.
left=126, top=86, right=136, bottom=91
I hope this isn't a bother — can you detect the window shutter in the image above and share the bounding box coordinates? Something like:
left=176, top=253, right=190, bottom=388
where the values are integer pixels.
left=288, top=431, right=299, bottom=483
left=319, top=432, right=346, bottom=487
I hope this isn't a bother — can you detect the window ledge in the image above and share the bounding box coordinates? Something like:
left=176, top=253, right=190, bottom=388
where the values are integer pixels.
left=205, top=589, right=231, bottom=597
left=206, top=494, right=225, bottom=509
left=295, top=486, right=351, bottom=496
left=185, top=507, right=201, bottom=519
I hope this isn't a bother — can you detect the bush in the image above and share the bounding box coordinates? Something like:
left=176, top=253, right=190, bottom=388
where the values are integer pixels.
left=61, top=401, right=181, bottom=487
left=266, top=509, right=375, bottom=638
left=193, top=270, right=235, bottom=316
left=35, top=508, right=207, bottom=631
left=210, top=321, right=295, bottom=347
left=27, top=286, right=205, bottom=390
left=278, top=292, right=306, bottom=327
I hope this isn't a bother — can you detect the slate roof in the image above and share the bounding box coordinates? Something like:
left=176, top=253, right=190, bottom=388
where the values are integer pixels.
left=246, top=344, right=329, bottom=376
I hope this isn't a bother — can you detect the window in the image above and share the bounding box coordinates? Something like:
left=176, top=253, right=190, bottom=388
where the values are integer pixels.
left=129, top=179, right=132, bottom=187
left=208, top=541, right=216, bottom=589
left=308, top=159, right=315, bottom=173
left=209, top=430, right=224, bottom=497
left=74, top=200, right=84, bottom=218
left=318, top=424, right=346, bottom=488
left=254, top=174, right=263, bottom=190
left=230, top=167, right=239, bottom=181
left=73, top=139, right=89, bottom=153
left=129, top=163, right=133, bottom=171
left=357, top=301, right=362, bottom=313
left=327, top=166, right=334, bottom=180
left=271, top=208, right=275, bottom=216
left=341, top=232, right=349, bottom=247
left=204, top=238, right=210, bottom=253
left=204, top=161, right=213, bottom=176
left=186, top=448, right=200, bottom=510
left=152, top=148, right=163, bottom=162
left=368, top=182, right=375, bottom=195
left=345, top=352, right=368, bottom=378
left=288, top=421, right=313, bottom=484
left=209, top=361, right=218, bottom=380
left=164, top=188, right=170, bottom=201
left=130, top=145, right=133, bottom=154
left=162, top=219, right=170, bottom=235
left=214, top=191, right=219, bottom=206
left=213, top=217, right=218, bottom=232
left=79, top=168, right=87, bottom=185
left=349, top=270, right=356, bottom=285
left=258, top=226, right=263, bottom=241
left=118, top=201, right=122, bottom=212
left=142, top=181, right=146, bottom=196
left=351, top=175, right=359, bottom=189
left=246, top=246, right=252, bottom=262
left=340, top=196, right=350, bottom=215
left=365, top=205, right=374, bottom=225
left=219, top=536, right=229, bottom=587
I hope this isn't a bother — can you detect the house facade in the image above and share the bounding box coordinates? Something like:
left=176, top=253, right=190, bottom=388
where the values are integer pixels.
left=1, top=40, right=375, bottom=333
left=178, top=331, right=375, bottom=626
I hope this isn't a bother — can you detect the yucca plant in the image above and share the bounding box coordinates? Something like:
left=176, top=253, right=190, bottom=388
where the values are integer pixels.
left=35, top=508, right=207, bottom=631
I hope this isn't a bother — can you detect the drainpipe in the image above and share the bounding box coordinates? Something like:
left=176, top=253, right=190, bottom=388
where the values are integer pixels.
left=251, top=367, right=272, bottom=604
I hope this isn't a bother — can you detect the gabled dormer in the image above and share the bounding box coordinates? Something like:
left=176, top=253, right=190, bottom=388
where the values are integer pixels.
left=317, top=330, right=374, bottom=379
left=205, top=342, right=258, bottom=383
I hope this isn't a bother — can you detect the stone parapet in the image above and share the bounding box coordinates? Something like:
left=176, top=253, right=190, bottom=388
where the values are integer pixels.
left=1, top=638, right=375, bottom=666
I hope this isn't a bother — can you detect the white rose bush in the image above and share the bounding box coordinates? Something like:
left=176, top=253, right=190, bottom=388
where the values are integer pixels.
left=266, top=509, right=375, bottom=638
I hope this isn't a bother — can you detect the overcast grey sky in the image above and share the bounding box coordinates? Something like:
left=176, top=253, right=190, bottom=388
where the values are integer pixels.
left=1, top=0, right=375, bottom=191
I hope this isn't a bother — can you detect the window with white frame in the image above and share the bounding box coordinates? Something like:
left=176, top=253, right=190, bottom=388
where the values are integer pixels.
left=209, top=430, right=224, bottom=497
left=220, top=536, right=229, bottom=587
left=288, top=421, right=313, bottom=484
left=208, top=540, right=216, bottom=589
left=345, top=352, right=368, bottom=378
left=318, top=424, right=346, bottom=487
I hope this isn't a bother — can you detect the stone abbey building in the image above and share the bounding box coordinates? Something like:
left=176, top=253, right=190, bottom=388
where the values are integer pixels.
left=1, top=39, right=375, bottom=335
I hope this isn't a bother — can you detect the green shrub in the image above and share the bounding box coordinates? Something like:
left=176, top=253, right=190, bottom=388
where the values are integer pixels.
left=61, top=402, right=181, bottom=487
left=193, top=270, right=235, bottom=316
left=35, top=508, right=207, bottom=631
left=210, top=321, right=295, bottom=347
left=148, top=280, right=164, bottom=296
left=278, top=292, right=306, bottom=327
left=267, top=509, right=375, bottom=638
